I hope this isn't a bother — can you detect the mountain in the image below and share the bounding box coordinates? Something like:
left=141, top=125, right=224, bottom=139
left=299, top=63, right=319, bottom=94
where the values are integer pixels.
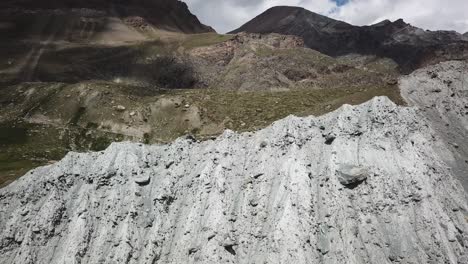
left=1, top=96, right=467, bottom=263
left=0, top=2, right=467, bottom=263
left=0, top=0, right=214, bottom=42
left=230, top=6, right=468, bottom=72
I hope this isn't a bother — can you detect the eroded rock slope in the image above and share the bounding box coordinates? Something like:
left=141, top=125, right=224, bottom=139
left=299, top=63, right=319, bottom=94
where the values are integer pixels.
left=1, top=97, right=467, bottom=264
left=400, top=61, right=468, bottom=190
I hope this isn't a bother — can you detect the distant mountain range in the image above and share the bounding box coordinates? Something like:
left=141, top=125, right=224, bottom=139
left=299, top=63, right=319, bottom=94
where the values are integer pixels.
left=230, top=6, right=468, bottom=72
left=2, top=1, right=466, bottom=72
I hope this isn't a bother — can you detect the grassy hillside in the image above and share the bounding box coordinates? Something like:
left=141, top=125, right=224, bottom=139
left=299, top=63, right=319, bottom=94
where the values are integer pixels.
left=0, top=32, right=404, bottom=186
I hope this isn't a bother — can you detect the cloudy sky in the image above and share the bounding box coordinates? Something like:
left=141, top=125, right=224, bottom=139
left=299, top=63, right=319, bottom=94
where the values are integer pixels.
left=184, top=0, right=468, bottom=34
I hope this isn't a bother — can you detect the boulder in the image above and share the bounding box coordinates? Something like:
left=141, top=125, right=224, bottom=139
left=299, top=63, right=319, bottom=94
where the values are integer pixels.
left=336, top=164, right=368, bottom=186
left=115, top=105, right=126, bottom=111
left=134, top=174, right=150, bottom=185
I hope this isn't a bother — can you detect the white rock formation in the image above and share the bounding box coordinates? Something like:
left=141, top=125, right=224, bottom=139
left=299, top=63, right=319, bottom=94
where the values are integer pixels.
left=1, top=97, right=467, bottom=264
left=400, top=60, right=468, bottom=191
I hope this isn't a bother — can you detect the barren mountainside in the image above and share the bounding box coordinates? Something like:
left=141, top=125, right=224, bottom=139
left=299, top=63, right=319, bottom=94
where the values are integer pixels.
left=0, top=0, right=214, bottom=40
left=230, top=6, right=468, bottom=72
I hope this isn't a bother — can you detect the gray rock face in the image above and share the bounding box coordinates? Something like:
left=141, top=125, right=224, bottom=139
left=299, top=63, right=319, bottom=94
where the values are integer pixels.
left=1, top=97, right=467, bottom=264
left=400, top=60, right=468, bottom=191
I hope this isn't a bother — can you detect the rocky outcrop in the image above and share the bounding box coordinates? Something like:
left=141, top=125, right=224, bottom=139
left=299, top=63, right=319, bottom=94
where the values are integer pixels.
left=1, top=97, right=467, bottom=263
left=400, top=60, right=468, bottom=191
left=190, top=32, right=305, bottom=64
left=188, top=32, right=397, bottom=90
left=230, top=6, right=468, bottom=72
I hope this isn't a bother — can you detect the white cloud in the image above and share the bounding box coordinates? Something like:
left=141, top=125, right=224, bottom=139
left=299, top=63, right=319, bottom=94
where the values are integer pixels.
left=184, top=0, right=468, bottom=34
left=331, top=0, right=468, bottom=33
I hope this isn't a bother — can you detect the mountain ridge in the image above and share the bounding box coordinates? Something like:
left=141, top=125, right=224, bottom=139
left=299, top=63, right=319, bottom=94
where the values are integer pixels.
left=230, top=6, right=468, bottom=72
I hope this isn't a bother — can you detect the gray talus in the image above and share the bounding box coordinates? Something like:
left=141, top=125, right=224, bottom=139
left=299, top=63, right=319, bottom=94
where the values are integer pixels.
left=400, top=60, right=468, bottom=192
left=1, top=97, right=467, bottom=264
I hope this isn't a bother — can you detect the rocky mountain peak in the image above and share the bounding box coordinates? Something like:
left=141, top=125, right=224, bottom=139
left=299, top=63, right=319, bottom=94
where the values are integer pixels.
left=371, top=19, right=392, bottom=27
left=231, top=5, right=352, bottom=35
left=392, top=18, right=408, bottom=27
left=230, top=6, right=468, bottom=72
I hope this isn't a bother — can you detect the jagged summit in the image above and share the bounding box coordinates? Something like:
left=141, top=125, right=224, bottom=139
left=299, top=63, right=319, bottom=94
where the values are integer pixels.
left=230, top=6, right=468, bottom=72
left=230, top=6, right=353, bottom=36
left=370, top=19, right=392, bottom=27
left=230, top=6, right=353, bottom=33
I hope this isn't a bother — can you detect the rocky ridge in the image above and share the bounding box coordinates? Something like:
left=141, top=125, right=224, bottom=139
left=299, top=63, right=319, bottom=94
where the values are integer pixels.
left=1, top=96, right=467, bottom=263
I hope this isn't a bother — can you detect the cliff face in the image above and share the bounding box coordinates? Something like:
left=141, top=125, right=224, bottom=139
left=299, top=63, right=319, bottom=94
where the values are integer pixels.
left=1, top=97, right=467, bottom=263
left=230, top=6, right=468, bottom=72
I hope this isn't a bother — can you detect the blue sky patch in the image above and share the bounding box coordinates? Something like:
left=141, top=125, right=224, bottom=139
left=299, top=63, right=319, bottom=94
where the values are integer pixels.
left=333, top=0, right=349, bottom=6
